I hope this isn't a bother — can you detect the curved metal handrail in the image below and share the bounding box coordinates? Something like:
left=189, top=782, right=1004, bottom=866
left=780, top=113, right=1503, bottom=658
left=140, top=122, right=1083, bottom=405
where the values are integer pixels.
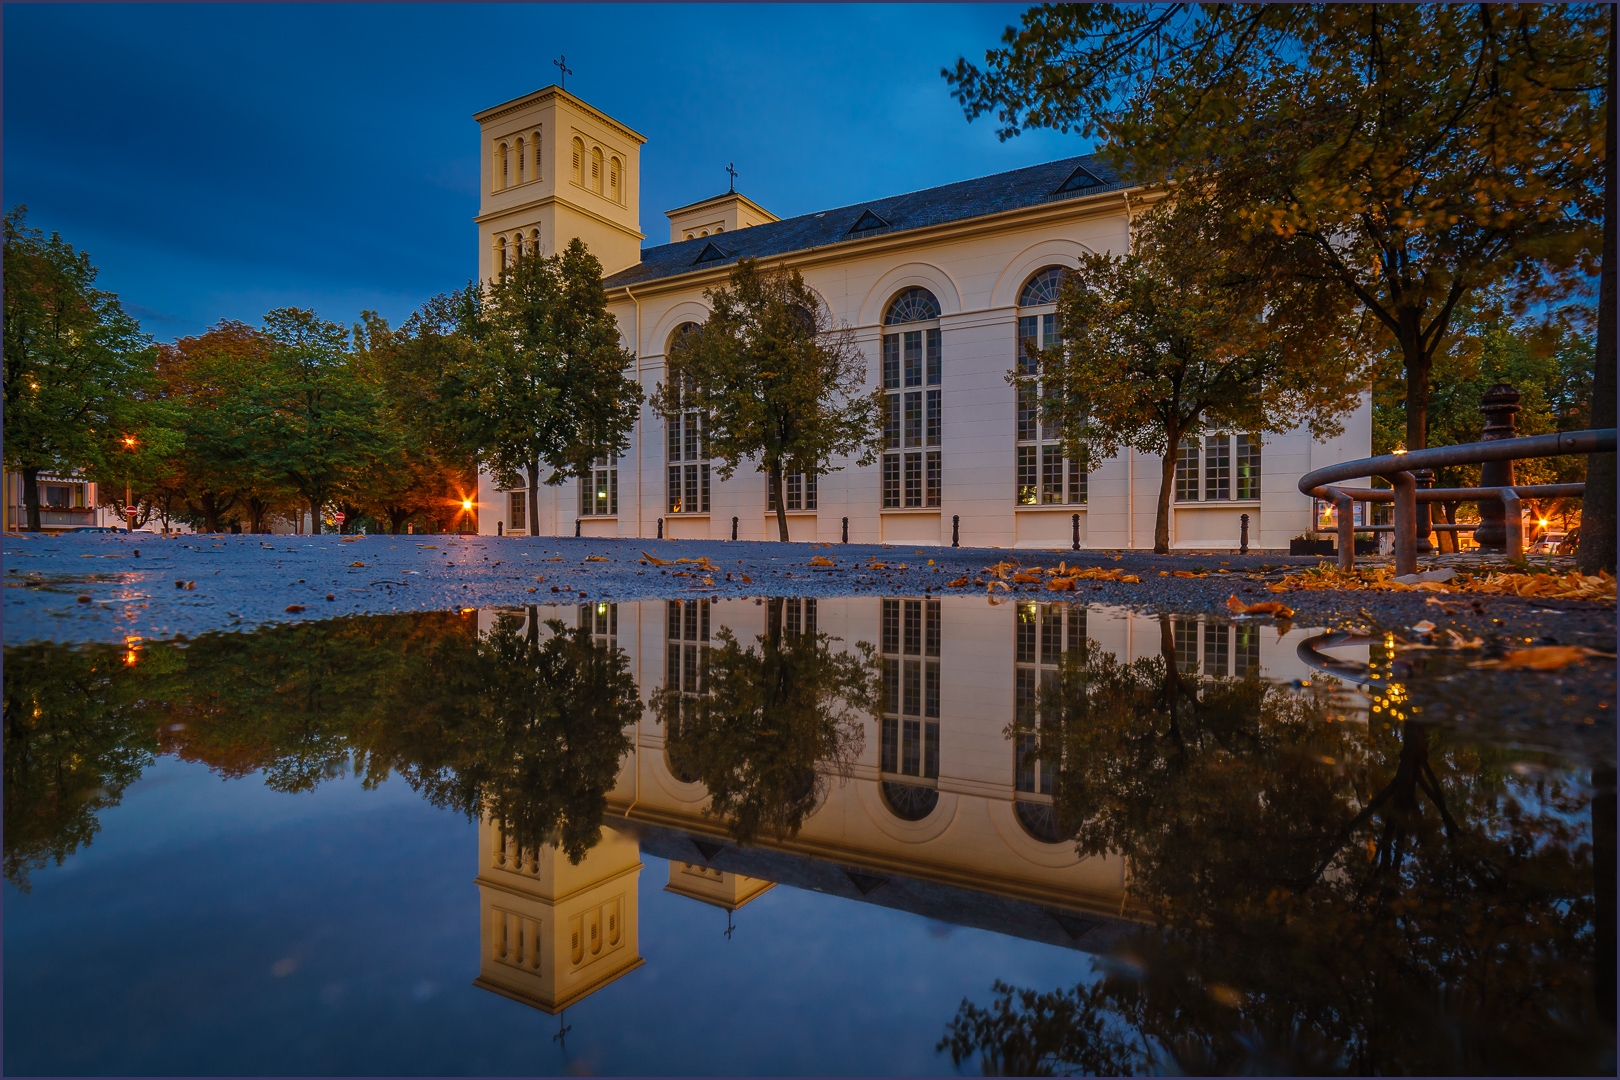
left=1297, top=428, right=1615, bottom=574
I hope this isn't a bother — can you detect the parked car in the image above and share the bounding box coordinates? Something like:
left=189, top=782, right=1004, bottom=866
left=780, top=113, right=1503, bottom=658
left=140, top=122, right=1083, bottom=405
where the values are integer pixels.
left=1528, top=529, right=1567, bottom=555
left=67, top=525, right=124, bottom=533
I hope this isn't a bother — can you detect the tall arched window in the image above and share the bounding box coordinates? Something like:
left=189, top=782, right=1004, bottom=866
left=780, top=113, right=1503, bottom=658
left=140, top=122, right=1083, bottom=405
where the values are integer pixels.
left=609, top=156, right=621, bottom=203
left=497, top=236, right=508, bottom=272
left=666, top=322, right=709, bottom=514
left=591, top=147, right=604, bottom=193
left=879, top=597, right=940, bottom=820
left=529, top=228, right=541, bottom=257
left=498, top=142, right=510, bottom=189
left=881, top=288, right=942, bottom=509
left=531, top=129, right=542, bottom=179
left=515, top=138, right=526, bottom=182
left=1015, top=266, right=1085, bottom=506
left=571, top=137, right=585, bottom=186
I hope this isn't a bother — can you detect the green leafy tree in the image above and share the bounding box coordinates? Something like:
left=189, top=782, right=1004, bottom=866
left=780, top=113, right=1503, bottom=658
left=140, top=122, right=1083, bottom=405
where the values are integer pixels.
left=471, top=239, right=643, bottom=535
left=2, top=206, right=157, bottom=530
left=653, top=257, right=880, bottom=542
left=224, top=308, right=383, bottom=533
left=948, top=4, right=1612, bottom=565
left=1039, top=196, right=1366, bottom=552
left=650, top=600, right=874, bottom=845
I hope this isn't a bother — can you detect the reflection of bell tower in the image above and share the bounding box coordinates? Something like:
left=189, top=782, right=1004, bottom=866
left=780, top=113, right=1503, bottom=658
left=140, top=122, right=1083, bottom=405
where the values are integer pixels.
left=664, top=861, right=775, bottom=911
left=473, top=818, right=644, bottom=1013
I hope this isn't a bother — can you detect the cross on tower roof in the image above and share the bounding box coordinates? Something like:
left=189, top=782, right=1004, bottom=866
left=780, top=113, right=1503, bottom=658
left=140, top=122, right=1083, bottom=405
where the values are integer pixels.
left=553, top=55, right=573, bottom=90
left=726, top=162, right=738, bottom=193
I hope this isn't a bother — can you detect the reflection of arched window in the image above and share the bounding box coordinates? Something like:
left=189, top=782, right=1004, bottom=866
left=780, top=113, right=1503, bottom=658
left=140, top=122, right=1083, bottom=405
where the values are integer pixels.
left=881, top=781, right=939, bottom=821
left=1015, top=265, right=1085, bottom=506
left=515, top=138, right=526, bottom=182
left=881, top=288, right=942, bottom=509
left=664, top=598, right=710, bottom=783
left=666, top=323, right=709, bottom=515
left=879, top=598, right=940, bottom=806
left=572, top=137, right=585, bottom=186
left=1014, top=600, right=1080, bottom=814
left=1014, top=800, right=1069, bottom=844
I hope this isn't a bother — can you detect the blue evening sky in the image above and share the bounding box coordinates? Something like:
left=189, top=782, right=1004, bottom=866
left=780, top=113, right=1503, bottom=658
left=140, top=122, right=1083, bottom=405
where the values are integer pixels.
left=4, top=4, right=1087, bottom=342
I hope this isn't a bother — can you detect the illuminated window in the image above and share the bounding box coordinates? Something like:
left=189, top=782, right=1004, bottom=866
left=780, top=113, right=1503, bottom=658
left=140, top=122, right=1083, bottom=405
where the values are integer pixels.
left=1015, top=267, right=1084, bottom=506
left=881, top=289, right=941, bottom=509
left=579, top=455, right=617, bottom=516
left=579, top=601, right=617, bottom=648
left=665, top=323, right=709, bottom=515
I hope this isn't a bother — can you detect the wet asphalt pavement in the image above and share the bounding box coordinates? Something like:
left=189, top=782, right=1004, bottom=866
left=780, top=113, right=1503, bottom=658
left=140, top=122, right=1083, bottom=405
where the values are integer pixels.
left=4, top=531, right=1613, bottom=653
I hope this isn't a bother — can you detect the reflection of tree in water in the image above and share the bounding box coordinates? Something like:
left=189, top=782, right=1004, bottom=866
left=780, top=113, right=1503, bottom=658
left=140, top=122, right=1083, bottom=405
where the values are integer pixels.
left=948, top=617, right=1610, bottom=1075
left=2, top=608, right=641, bottom=881
left=650, top=599, right=875, bottom=846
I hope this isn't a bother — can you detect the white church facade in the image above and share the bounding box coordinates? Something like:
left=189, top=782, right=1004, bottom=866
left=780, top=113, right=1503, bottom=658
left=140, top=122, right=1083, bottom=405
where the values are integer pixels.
left=471, top=85, right=1371, bottom=550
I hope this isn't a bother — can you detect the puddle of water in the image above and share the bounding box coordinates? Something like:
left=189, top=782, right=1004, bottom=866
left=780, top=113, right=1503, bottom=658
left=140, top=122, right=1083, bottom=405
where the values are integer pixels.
left=3, top=598, right=1613, bottom=1075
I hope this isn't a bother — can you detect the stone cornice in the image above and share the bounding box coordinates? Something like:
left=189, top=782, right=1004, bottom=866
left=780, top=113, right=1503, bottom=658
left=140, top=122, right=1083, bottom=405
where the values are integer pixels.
left=473, top=85, right=647, bottom=145
left=474, top=195, right=645, bottom=242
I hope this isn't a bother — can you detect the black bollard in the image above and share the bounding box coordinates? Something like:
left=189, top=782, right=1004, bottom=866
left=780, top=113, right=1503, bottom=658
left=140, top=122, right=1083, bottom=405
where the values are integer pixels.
left=1072, top=513, right=1080, bottom=551
left=732, top=516, right=738, bottom=541
left=1413, top=468, right=1435, bottom=555
left=575, top=518, right=581, bottom=538
left=497, top=521, right=504, bottom=537
left=657, top=517, right=664, bottom=540
left=1240, top=513, right=1249, bottom=555
left=952, top=515, right=960, bottom=548
left=842, top=517, right=848, bottom=543
left=1473, top=383, right=1521, bottom=551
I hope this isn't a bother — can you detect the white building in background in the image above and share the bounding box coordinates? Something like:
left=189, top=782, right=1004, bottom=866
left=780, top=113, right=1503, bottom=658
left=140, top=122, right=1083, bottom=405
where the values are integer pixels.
left=472, top=86, right=1370, bottom=551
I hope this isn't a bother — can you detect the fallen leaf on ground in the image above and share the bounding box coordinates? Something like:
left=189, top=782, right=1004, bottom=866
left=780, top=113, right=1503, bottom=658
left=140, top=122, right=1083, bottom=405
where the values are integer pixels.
left=809, top=556, right=837, bottom=567
left=1011, top=571, right=1043, bottom=584
left=1471, top=646, right=1615, bottom=671
left=642, top=551, right=671, bottom=565
left=1172, top=570, right=1206, bottom=579
left=868, top=561, right=890, bottom=570
left=740, top=573, right=753, bottom=584
left=1411, top=619, right=1437, bottom=634
left=285, top=604, right=305, bottom=613
left=348, top=561, right=366, bottom=567
left=1225, top=595, right=1295, bottom=618
left=584, top=556, right=610, bottom=562
left=946, top=576, right=969, bottom=587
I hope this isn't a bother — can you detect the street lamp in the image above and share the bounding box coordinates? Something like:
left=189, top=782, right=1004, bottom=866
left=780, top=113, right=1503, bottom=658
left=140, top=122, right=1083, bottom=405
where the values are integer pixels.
left=121, top=435, right=138, bottom=532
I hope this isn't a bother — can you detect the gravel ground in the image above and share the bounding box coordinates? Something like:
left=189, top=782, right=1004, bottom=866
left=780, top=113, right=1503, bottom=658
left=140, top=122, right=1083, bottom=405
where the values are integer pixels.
left=4, top=531, right=1613, bottom=652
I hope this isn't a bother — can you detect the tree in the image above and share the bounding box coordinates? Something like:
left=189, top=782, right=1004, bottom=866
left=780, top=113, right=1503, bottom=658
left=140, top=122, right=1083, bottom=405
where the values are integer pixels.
left=1039, top=196, right=1366, bottom=552
left=948, top=5, right=1610, bottom=557
left=470, top=239, right=643, bottom=535
left=653, top=257, right=880, bottom=542
left=2, top=206, right=156, bottom=530
left=649, top=600, right=874, bottom=845
left=224, top=308, right=383, bottom=533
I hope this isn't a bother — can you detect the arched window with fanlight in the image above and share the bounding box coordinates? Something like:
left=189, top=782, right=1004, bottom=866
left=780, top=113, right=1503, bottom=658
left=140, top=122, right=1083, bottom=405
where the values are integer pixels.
left=571, top=137, right=585, bottom=187
left=878, top=597, right=940, bottom=821
left=665, top=322, right=710, bottom=515
left=881, top=287, right=942, bottom=509
left=1015, top=266, right=1085, bottom=506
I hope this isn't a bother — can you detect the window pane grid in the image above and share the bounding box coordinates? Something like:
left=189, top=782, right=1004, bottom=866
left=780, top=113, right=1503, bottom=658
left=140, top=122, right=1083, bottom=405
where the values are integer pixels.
left=881, top=598, right=940, bottom=782
left=1013, top=310, right=1083, bottom=505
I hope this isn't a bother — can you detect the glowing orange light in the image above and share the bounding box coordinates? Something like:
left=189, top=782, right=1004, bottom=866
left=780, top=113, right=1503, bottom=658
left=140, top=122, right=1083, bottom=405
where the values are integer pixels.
left=462, top=499, right=474, bottom=511
left=122, top=435, right=137, bottom=448
left=1538, top=519, right=1550, bottom=529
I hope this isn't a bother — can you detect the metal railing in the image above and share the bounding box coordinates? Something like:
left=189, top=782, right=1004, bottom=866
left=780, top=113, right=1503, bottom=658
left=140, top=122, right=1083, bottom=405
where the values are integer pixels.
left=1298, top=429, right=1615, bottom=575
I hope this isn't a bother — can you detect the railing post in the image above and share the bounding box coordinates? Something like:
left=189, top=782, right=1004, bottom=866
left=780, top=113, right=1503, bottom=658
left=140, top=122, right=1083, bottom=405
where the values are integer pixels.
left=1392, top=471, right=1418, bottom=576
left=1500, top=488, right=1525, bottom=561
left=1324, top=486, right=1356, bottom=571
left=1474, top=384, right=1521, bottom=551
left=1413, top=468, right=1435, bottom=554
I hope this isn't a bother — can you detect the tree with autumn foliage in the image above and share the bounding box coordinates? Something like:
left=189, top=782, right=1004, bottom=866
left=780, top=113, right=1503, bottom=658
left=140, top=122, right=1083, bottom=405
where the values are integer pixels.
left=653, top=257, right=880, bottom=542
left=947, top=3, right=1612, bottom=565
left=1037, top=195, right=1367, bottom=553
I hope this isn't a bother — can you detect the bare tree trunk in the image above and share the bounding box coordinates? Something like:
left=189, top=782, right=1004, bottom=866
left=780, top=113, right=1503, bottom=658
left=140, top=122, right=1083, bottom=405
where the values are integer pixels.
left=1400, top=312, right=1433, bottom=453
left=1153, top=448, right=1178, bottom=554
left=22, top=467, right=41, bottom=531
left=771, top=461, right=790, bottom=542
left=309, top=497, right=322, bottom=534
left=1581, top=7, right=1616, bottom=573
left=527, top=461, right=540, bottom=536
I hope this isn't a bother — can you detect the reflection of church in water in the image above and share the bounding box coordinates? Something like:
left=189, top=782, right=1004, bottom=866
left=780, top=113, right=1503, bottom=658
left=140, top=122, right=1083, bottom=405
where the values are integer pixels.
left=471, top=597, right=1349, bottom=1014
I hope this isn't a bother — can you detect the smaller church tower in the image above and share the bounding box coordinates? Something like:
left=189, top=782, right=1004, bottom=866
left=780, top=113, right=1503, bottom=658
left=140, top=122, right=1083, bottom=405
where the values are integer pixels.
left=473, top=86, right=646, bottom=280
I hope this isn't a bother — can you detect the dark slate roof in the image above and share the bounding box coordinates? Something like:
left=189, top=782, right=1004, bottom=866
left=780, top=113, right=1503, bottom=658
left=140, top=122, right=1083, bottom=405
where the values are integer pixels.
left=604, top=154, right=1129, bottom=290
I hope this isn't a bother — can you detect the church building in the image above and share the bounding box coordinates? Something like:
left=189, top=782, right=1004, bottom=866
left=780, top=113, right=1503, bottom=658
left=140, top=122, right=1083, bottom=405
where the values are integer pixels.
left=471, top=85, right=1370, bottom=549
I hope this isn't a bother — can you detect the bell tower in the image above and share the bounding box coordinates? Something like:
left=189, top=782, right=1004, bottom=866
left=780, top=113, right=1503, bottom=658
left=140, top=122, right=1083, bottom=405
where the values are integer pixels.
left=473, top=86, right=646, bottom=281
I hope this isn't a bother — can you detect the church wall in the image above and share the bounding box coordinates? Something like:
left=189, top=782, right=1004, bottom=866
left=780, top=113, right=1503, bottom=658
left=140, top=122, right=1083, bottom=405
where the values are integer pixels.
left=473, top=95, right=1371, bottom=550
